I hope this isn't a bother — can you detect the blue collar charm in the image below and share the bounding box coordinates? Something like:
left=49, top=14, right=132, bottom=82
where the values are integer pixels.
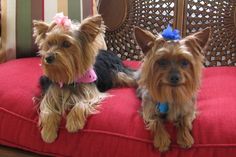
left=161, top=24, right=181, bottom=40
left=156, top=102, right=169, bottom=114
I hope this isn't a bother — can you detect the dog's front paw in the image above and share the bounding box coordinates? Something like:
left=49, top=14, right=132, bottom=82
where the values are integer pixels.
left=66, top=116, right=85, bottom=133
left=66, top=106, right=86, bottom=132
left=41, top=127, right=58, bottom=143
left=177, top=130, right=194, bottom=148
left=154, top=133, right=171, bottom=152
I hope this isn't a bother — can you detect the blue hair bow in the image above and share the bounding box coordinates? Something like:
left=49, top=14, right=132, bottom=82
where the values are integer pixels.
left=161, top=24, right=181, bottom=40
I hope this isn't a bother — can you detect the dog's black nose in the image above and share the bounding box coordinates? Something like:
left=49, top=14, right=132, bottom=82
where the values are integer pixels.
left=45, top=54, right=55, bottom=64
left=170, top=73, right=180, bottom=85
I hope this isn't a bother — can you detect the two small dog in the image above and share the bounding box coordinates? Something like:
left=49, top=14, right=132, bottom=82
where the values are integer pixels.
left=34, top=14, right=210, bottom=151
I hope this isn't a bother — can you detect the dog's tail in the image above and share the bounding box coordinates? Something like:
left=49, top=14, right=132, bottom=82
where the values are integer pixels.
left=112, top=67, right=137, bottom=88
left=95, top=50, right=137, bottom=92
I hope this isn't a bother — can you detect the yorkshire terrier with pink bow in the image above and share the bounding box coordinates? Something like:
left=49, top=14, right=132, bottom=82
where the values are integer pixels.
left=33, top=13, right=136, bottom=143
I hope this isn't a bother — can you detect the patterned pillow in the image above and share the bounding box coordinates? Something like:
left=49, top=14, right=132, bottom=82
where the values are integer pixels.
left=0, top=0, right=104, bottom=62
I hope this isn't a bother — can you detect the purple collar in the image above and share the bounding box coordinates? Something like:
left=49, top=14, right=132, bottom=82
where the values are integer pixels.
left=59, top=68, right=97, bottom=88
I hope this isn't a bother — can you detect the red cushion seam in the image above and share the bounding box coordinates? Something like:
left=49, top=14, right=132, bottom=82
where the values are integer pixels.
left=0, top=107, right=37, bottom=123
left=1, top=107, right=236, bottom=148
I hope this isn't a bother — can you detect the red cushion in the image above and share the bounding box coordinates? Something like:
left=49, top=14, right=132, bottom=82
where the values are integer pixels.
left=0, top=58, right=236, bottom=157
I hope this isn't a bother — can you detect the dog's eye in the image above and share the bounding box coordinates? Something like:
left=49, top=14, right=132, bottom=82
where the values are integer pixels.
left=62, top=41, right=71, bottom=48
left=158, top=59, right=169, bottom=67
left=180, top=60, right=189, bottom=67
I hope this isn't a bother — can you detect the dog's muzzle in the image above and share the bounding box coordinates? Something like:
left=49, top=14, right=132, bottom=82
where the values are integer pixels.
left=44, top=54, right=55, bottom=64
left=169, top=71, right=181, bottom=86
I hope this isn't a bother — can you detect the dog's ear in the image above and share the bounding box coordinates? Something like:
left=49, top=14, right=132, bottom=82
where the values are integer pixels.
left=79, top=14, right=105, bottom=42
left=134, top=27, right=156, bottom=55
left=33, top=20, right=50, bottom=46
left=182, top=27, right=211, bottom=50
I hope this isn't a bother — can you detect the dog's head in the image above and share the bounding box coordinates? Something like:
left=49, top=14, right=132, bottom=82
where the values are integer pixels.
left=134, top=27, right=211, bottom=103
left=33, top=14, right=105, bottom=84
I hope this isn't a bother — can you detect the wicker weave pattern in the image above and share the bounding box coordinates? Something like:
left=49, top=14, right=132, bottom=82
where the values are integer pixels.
left=105, top=0, right=176, bottom=60
left=185, top=0, right=236, bottom=66
left=101, top=0, right=236, bottom=66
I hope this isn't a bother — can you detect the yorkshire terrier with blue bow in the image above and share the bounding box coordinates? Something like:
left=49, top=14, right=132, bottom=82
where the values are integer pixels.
left=33, top=13, right=136, bottom=143
left=134, top=25, right=211, bottom=151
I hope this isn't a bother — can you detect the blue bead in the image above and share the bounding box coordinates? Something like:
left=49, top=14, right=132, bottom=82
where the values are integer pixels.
left=157, top=102, right=169, bottom=113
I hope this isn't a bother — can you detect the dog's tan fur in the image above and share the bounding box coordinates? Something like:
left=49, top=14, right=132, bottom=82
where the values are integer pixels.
left=134, top=27, right=211, bottom=151
left=33, top=15, right=107, bottom=143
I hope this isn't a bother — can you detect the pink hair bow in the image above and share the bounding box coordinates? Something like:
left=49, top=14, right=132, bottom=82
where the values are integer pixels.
left=53, top=12, right=72, bottom=28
